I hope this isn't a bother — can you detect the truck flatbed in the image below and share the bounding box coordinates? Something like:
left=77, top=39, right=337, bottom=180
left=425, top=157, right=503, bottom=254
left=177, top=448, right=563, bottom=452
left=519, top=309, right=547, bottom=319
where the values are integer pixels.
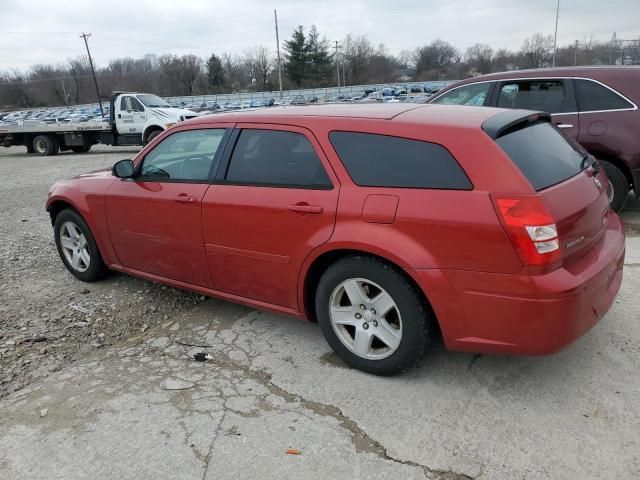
left=0, top=121, right=111, bottom=134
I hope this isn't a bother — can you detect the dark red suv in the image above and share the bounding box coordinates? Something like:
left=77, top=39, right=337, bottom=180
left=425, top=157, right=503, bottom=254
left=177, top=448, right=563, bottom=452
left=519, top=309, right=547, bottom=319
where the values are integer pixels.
left=46, top=104, right=625, bottom=375
left=429, top=66, right=640, bottom=211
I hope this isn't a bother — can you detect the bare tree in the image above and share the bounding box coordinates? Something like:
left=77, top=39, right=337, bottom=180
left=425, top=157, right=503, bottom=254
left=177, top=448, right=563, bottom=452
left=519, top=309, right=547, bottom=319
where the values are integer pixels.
left=465, top=43, right=493, bottom=74
left=245, top=46, right=272, bottom=90
left=414, top=39, right=459, bottom=79
left=342, top=34, right=374, bottom=85
left=522, top=33, right=554, bottom=68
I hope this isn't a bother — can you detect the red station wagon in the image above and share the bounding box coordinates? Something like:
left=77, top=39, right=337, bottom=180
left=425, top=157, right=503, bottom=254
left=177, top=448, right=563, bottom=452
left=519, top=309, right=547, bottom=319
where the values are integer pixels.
left=46, top=104, right=625, bottom=375
left=429, top=66, right=640, bottom=212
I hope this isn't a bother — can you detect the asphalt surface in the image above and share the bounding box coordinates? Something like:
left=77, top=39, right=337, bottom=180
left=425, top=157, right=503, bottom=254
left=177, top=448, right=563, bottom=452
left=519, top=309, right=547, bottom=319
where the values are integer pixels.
left=1, top=145, right=639, bottom=479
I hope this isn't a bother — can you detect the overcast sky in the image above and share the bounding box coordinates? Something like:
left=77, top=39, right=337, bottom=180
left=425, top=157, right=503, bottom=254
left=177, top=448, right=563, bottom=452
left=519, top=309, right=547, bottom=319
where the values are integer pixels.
left=1, top=0, right=638, bottom=70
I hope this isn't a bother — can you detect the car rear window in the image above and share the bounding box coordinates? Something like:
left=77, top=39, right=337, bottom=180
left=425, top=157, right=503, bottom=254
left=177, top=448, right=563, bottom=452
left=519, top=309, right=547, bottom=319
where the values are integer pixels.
left=496, top=121, right=586, bottom=191
left=329, top=132, right=472, bottom=189
left=574, top=78, right=634, bottom=112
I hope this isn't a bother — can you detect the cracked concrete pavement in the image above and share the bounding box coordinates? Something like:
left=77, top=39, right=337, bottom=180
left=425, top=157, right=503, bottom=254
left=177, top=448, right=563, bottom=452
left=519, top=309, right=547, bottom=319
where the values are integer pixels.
left=1, top=146, right=640, bottom=479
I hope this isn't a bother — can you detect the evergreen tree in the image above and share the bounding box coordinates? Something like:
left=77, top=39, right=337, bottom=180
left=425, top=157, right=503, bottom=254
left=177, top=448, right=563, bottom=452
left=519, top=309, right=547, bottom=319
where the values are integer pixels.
left=307, top=25, right=332, bottom=84
left=283, top=26, right=307, bottom=87
left=205, top=53, right=225, bottom=92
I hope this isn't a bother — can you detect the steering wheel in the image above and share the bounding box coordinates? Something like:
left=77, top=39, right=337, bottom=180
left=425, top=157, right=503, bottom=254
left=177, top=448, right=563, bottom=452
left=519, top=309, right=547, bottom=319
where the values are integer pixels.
left=179, top=155, right=212, bottom=180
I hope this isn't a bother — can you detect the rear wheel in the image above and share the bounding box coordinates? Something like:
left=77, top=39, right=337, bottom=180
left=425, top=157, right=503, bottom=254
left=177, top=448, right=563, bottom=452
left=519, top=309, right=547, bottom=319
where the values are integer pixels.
left=71, top=145, right=91, bottom=153
left=315, top=256, right=432, bottom=375
left=601, top=161, right=628, bottom=212
left=54, top=209, right=107, bottom=282
left=32, top=135, right=59, bottom=156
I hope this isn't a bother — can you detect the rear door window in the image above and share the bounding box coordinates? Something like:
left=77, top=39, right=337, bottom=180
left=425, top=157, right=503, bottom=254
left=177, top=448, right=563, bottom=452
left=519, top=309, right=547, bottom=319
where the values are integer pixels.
left=496, top=122, right=586, bottom=191
left=329, top=132, right=472, bottom=189
left=430, top=82, right=493, bottom=106
left=225, top=129, right=332, bottom=189
left=497, top=80, right=570, bottom=113
left=574, top=78, right=634, bottom=112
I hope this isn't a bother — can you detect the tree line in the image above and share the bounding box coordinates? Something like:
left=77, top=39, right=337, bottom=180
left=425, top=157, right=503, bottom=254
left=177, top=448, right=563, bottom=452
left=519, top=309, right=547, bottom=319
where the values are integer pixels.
left=0, top=26, right=635, bottom=109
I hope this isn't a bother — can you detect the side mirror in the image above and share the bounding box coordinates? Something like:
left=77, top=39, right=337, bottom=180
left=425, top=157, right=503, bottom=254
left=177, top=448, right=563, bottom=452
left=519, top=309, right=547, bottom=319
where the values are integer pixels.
left=112, top=159, right=135, bottom=178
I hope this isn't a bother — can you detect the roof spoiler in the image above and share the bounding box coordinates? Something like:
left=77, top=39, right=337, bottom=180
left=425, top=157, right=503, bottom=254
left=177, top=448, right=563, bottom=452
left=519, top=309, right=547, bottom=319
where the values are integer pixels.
left=482, top=109, right=551, bottom=139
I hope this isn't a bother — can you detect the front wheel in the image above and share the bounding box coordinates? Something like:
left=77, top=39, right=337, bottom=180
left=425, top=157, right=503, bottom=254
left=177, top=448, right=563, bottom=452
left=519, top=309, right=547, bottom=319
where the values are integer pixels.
left=54, top=209, right=107, bottom=282
left=315, top=256, right=432, bottom=375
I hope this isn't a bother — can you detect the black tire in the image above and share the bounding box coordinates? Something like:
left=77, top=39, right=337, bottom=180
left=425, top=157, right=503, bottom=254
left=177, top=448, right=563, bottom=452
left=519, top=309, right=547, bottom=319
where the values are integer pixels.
left=315, top=256, right=432, bottom=376
left=71, top=145, right=91, bottom=153
left=601, top=161, right=629, bottom=212
left=53, top=209, right=108, bottom=282
left=146, top=129, right=162, bottom=144
left=32, top=135, right=59, bottom=156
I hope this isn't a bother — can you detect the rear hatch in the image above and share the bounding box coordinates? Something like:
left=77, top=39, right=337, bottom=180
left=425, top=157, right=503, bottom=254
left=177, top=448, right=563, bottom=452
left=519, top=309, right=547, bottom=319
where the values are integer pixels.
left=489, top=113, right=610, bottom=265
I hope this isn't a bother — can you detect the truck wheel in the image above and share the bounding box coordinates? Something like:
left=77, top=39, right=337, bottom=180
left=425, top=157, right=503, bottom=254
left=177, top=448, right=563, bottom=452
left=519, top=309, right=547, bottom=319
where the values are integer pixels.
left=147, top=129, right=162, bottom=144
left=32, top=135, right=59, bottom=156
left=601, top=161, right=628, bottom=212
left=71, top=145, right=91, bottom=153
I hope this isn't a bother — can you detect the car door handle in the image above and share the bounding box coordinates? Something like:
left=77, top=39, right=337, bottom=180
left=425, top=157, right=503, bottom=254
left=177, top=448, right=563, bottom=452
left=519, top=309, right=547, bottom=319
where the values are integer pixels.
left=288, top=203, right=323, bottom=214
left=556, top=123, right=573, bottom=129
left=174, top=194, right=197, bottom=204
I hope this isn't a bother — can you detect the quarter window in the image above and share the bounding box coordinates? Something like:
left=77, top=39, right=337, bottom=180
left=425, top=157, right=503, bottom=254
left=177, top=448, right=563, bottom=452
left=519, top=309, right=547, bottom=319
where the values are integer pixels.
left=497, top=80, right=567, bottom=113
left=329, top=132, right=472, bottom=189
left=225, top=129, right=332, bottom=188
left=140, top=129, right=226, bottom=181
left=431, top=82, right=491, bottom=106
left=574, top=79, right=633, bottom=112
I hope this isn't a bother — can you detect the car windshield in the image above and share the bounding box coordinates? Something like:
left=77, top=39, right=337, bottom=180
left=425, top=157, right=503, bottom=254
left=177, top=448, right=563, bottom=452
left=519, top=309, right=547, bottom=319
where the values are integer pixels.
left=137, top=94, right=170, bottom=108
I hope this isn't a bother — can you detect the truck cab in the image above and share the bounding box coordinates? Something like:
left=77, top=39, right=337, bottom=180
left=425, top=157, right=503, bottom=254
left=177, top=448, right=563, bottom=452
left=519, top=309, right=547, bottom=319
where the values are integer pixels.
left=112, top=93, right=198, bottom=144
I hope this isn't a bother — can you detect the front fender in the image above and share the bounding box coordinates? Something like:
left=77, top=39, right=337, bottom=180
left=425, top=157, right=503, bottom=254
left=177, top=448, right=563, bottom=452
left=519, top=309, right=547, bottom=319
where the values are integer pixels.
left=46, top=179, right=118, bottom=266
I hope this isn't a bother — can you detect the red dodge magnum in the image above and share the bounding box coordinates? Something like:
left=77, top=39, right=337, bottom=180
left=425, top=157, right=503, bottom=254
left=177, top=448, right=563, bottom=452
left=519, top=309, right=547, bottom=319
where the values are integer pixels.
left=46, top=104, right=625, bottom=375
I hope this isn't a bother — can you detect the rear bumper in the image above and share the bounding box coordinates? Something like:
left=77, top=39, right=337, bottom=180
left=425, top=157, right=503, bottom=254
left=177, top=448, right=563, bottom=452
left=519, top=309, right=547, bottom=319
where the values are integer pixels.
left=409, top=212, right=625, bottom=355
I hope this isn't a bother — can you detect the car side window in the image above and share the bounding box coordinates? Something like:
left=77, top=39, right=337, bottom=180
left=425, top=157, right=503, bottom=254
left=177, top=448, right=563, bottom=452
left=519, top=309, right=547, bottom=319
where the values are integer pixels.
left=130, top=97, right=145, bottom=112
left=329, top=131, right=472, bottom=190
left=430, top=83, right=492, bottom=106
left=225, top=129, right=332, bottom=189
left=574, top=78, right=634, bottom=112
left=139, top=129, right=226, bottom=182
left=497, top=80, right=567, bottom=113
left=120, top=96, right=129, bottom=111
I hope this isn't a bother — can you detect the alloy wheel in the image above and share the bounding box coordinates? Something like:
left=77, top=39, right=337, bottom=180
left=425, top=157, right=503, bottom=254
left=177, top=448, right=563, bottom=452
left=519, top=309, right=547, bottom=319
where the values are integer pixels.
left=329, top=278, right=402, bottom=360
left=59, top=221, right=90, bottom=272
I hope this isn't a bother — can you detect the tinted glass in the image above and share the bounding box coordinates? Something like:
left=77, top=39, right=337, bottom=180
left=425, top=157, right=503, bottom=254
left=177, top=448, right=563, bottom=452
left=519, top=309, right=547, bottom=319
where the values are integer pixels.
left=431, top=83, right=491, bottom=106
left=574, top=78, right=633, bottom=112
left=496, top=122, right=585, bottom=191
left=497, top=80, right=566, bottom=113
left=226, top=129, right=332, bottom=188
left=329, top=132, right=472, bottom=189
left=140, top=129, right=226, bottom=181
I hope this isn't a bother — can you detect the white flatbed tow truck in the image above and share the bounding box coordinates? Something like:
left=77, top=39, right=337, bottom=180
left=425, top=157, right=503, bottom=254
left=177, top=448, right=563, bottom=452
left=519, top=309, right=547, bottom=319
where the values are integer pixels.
left=0, top=92, right=197, bottom=155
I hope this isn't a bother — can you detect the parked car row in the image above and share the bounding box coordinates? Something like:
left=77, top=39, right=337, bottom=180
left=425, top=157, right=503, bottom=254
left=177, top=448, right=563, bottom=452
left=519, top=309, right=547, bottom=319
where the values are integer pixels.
left=0, top=105, right=110, bottom=127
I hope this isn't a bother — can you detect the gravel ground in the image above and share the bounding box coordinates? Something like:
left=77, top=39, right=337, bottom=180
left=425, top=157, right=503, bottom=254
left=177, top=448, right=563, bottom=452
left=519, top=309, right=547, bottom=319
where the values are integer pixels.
left=0, top=144, right=211, bottom=396
left=1, top=144, right=640, bottom=479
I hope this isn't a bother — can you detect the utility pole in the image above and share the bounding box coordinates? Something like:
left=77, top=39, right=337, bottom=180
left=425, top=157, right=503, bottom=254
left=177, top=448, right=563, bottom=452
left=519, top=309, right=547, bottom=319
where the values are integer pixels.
left=334, top=40, right=340, bottom=90
left=80, top=33, right=104, bottom=117
left=274, top=10, right=283, bottom=99
left=574, top=40, right=579, bottom=66
left=552, top=0, right=560, bottom=67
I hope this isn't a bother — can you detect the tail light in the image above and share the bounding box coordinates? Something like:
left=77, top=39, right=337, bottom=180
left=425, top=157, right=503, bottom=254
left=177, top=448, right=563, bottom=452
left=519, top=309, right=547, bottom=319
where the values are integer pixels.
left=491, top=195, right=561, bottom=267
